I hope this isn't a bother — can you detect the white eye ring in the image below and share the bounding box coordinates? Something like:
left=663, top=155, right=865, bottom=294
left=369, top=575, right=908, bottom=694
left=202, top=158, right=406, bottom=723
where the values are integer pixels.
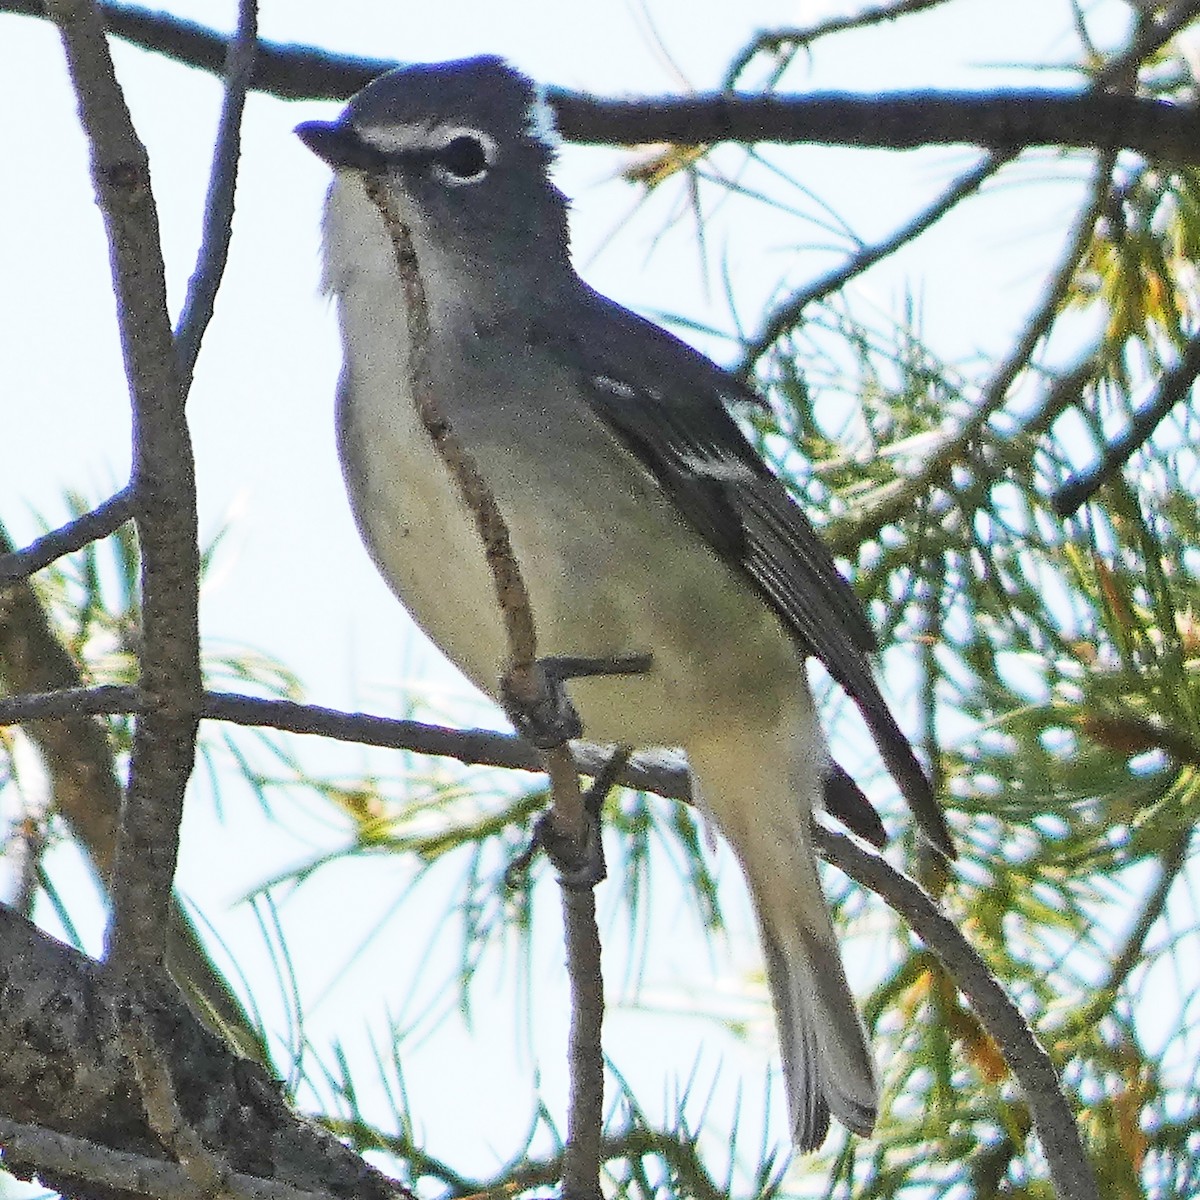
left=430, top=129, right=495, bottom=185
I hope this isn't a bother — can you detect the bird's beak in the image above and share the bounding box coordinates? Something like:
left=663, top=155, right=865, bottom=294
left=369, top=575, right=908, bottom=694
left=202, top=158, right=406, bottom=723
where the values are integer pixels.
left=295, top=120, right=386, bottom=172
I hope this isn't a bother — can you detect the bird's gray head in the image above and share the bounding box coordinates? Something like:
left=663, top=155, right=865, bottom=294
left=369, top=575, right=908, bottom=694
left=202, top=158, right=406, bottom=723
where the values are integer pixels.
left=298, top=57, right=572, bottom=296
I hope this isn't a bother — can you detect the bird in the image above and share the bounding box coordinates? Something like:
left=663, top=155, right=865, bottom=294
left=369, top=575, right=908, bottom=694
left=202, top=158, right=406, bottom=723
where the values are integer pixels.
left=296, top=55, right=953, bottom=1150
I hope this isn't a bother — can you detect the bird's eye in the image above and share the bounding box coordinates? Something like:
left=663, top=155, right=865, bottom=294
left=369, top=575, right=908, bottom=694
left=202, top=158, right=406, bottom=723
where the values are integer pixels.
left=433, top=134, right=490, bottom=183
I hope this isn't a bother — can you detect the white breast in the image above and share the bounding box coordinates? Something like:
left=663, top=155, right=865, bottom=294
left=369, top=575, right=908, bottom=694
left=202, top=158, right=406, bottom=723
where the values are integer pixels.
left=323, top=177, right=513, bottom=692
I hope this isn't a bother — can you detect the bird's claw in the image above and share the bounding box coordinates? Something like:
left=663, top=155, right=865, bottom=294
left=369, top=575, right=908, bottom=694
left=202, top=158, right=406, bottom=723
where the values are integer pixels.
left=501, top=652, right=652, bottom=749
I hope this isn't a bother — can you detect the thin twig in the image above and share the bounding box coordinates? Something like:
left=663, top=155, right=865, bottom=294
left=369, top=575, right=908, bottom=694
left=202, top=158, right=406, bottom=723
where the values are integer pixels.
left=813, top=825, right=1100, bottom=1200
left=826, top=154, right=1115, bottom=557
left=561, top=882, right=605, bottom=1200
left=1066, top=829, right=1192, bottom=1032
left=358, top=173, right=604, bottom=1197
left=0, top=684, right=696, bottom=801
left=45, top=0, right=202, bottom=974
left=725, top=0, right=960, bottom=86
left=737, top=151, right=1007, bottom=375
left=356, top=174, right=590, bottom=847
left=173, top=0, right=258, bottom=387
left=0, top=489, right=135, bottom=582
left=1052, top=331, right=1200, bottom=515
left=353, top=181, right=535, bottom=662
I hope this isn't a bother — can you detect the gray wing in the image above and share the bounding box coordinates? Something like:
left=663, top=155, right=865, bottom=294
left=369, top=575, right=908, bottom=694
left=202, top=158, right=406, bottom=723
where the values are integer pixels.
left=543, top=287, right=953, bottom=857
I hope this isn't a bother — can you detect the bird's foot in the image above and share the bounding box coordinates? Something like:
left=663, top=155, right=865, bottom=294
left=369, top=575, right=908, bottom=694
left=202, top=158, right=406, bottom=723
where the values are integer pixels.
left=501, top=652, right=652, bottom=749
left=534, top=744, right=632, bottom=887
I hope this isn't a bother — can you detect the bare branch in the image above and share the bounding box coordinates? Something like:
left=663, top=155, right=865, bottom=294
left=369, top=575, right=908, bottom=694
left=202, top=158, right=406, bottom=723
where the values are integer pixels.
left=725, top=0, right=959, bottom=86
left=561, top=881, right=606, bottom=1200
left=45, top=0, right=202, bottom=972
left=1051, top=330, right=1200, bottom=516
left=826, top=154, right=1115, bottom=557
left=737, top=151, right=1007, bottom=375
left=8, top=3, right=1200, bottom=158
left=814, top=826, right=1100, bottom=1200
left=0, top=489, right=135, bottom=582
left=0, top=682, right=137, bottom=725
left=173, top=0, right=258, bottom=386
left=0, top=905, right=408, bottom=1200
left=551, top=89, right=1200, bottom=160
left=0, top=684, right=696, bottom=800
left=1, top=0, right=388, bottom=99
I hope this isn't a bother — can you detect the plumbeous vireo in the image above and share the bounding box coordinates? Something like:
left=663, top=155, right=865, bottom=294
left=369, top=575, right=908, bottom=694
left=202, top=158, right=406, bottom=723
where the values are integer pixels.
left=297, top=56, right=953, bottom=1151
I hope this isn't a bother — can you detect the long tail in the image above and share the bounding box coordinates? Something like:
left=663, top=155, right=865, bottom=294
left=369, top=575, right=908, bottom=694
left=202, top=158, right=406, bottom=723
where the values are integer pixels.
left=687, top=687, right=876, bottom=1150
left=755, top=876, right=877, bottom=1148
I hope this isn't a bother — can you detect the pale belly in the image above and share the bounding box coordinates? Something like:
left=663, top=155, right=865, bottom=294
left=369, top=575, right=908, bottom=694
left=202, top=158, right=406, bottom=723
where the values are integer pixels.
left=337, top=362, right=800, bottom=753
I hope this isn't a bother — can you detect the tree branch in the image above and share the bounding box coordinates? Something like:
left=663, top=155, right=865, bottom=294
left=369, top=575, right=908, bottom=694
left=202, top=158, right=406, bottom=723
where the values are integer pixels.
left=0, top=1119, right=342, bottom=1200
left=46, top=0, right=202, bottom=973
left=3, top=0, right=391, bottom=99
left=725, top=0, right=959, bottom=86
left=826, top=153, right=1114, bottom=557
left=813, top=825, right=1099, bottom=1200
left=0, top=904, right=408, bottom=1200
left=737, top=150, right=1008, bottom=375
left=552, top=90, right=1200, bottom=161
left=0, top=489, right=135, bottom=582
left=1051, top=329, right=1200, bottom=516
left=810, top=9, right=1188, bottom=547
left=0, top=684, right=696, bottom=800
left=172, top=0, right=257, bottom=387
left=736, top=0, right=1196, bottom=370
left=0, top=676, right=1097, bottom=1192
left=7, top=2, right=1200, bottom=159
left=560, top=881, right=605, bottom=1200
